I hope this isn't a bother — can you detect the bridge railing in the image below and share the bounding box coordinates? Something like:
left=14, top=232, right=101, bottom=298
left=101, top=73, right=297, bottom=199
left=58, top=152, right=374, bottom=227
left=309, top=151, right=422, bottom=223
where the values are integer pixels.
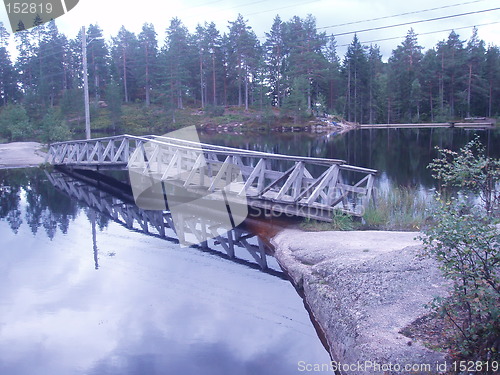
left=47, top=135, right=377, bottom=220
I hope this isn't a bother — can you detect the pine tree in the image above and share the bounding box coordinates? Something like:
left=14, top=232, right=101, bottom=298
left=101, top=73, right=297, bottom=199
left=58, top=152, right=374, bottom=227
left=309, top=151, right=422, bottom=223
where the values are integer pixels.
left=367, top=45, right=384, bottom=123
left=265, top=15, right=285, bottom=108
left=86, top=24, right=109, bottom=104
left=138, top=23, right=158, bottom=107
left=342, top=34, right=368, bottom=123
left=15, top=27, right=36, bottom=92
left=204, top=22, right=222, bottom=106
left=38, top=20, right=66, bottom=106
left=485, top=46, right=500, bottom=117
left=284, top=15, right=327, bottom=114
left=112, top=26, right=138, bottom=103
left=387, top=29, right=423, bottom=122
left=466, top=27, right=487, bottom=117
left=0, top=23, right=19, bottom=105
left=324, top=35, right=342, bottom=114
left=194, top=24, right=207, bottom=108
left=420, top=48, right=439, bottom=121
left=228, top=14, right=260, bottom=110
left=164, top=18, right=192, bottom=110
left=437, top=31, right=467, bottom=118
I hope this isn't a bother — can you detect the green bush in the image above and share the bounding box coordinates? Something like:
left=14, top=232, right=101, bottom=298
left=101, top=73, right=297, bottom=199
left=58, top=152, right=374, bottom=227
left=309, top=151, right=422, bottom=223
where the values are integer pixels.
left=423, top=137, right=500, bottom=363
left=0, top=104, right=33, bottom=141
left=40, top=108, right=70, bottom=143
left=429, top=136, right=500, bottom=215
left=204, top=105, right=225, bottom=117
left=420, top=201, right=500, bottom=361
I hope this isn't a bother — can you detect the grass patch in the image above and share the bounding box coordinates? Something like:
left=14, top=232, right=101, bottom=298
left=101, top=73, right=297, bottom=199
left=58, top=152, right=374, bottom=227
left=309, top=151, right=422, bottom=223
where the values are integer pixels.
left=300, top=186, right=435, bottom=231
left=300, top=210, right=355, bottom=231
left=361, top=186, right=433, bottom=231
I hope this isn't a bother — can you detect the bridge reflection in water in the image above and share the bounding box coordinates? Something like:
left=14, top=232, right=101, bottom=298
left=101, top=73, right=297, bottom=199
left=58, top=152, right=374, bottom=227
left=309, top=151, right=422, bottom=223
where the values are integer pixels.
left=46, top=170, right=286, bottom=277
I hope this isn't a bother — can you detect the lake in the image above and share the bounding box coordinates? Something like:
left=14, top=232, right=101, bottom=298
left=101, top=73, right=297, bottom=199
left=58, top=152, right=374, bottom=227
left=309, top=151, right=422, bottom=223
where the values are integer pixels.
left=0, top=168, right=332, bottom=375
left=199, top=127, right=500, bottom=190
left=1, top=127, right=498, bottom=374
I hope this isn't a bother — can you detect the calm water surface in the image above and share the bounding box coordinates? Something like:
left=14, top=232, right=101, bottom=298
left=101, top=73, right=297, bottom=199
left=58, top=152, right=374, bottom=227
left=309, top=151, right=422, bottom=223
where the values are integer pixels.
left=200, top=127, right=500, bottom=189
left=0, top=169, right=332, bottom=375
left=2, top=128, right=498, bottom=374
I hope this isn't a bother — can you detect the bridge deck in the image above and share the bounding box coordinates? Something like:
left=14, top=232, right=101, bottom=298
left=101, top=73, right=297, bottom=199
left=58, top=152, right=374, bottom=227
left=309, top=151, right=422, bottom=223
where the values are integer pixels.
left=46, top=134, right=377, bottom=221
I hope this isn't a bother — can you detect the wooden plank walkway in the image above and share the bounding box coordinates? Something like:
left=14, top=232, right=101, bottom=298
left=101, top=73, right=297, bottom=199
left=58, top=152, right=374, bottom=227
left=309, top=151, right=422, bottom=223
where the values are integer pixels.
left=46, top=134, right=377, bottom=221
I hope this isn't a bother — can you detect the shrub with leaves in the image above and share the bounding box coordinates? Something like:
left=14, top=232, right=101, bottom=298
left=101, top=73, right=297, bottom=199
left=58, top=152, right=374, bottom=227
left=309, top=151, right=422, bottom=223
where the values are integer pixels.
left=428, top=136, right=500, bottom=215
left=204, top=105, right=225, bottom=117
left=0, top=104, right=33, bottom=141
left=40, top=108, right=70, bottom=143
left=421, top=200, right=500, bottom=362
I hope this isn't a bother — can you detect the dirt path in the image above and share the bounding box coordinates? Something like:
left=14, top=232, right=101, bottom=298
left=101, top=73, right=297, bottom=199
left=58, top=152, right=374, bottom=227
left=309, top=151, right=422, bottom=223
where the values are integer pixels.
left=0, top=142, right=47, bottom=169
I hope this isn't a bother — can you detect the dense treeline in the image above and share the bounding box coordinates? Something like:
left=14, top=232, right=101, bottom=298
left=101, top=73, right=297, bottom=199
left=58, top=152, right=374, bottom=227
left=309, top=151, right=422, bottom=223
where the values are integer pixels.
left=1, top=14, right=500, bottom=141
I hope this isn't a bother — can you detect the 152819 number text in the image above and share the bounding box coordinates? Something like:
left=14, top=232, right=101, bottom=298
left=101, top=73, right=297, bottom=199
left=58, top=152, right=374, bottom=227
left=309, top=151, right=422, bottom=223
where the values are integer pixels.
left=5, top=2, right=53, bottom=14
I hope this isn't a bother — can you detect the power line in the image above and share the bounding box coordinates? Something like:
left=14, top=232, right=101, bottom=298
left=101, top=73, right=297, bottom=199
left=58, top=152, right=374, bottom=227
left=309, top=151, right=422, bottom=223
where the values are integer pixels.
left=331, top=7, right=500, bottom=37
left=318, top=0, right=488, bottom=30
left=180, top=0, right=315, bottom=22
left=245, top=0, right=322, bottom=17
left=338, top=21, right=500, bottom=47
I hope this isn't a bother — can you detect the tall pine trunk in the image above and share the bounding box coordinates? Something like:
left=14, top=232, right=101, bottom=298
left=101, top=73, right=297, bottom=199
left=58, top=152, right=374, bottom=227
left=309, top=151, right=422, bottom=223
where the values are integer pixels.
left=145, top=44, right=150, bottom=107
left=244, top=65, right=249, bottom=111
left=467, top=64, right=472, bottom=117
left=122, top=48, right=128, bottom=103
left=199, top=53, right=204, bottom=108
left=212, top=53, right=216, bottom=106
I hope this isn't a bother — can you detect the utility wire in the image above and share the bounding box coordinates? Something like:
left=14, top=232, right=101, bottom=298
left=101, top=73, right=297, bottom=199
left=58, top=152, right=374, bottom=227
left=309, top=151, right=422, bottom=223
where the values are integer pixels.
left=318, top=0, right=488, bottom=29
left=331, top=7, right=500, bottom=37
left=338, top=21, right=500, bottom=47
left=245, top=0, right=322, bottom=17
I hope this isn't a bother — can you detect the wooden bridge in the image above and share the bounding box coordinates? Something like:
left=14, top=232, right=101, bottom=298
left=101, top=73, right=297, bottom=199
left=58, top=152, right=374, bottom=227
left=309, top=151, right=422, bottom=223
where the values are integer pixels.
left=46, top=134, right=377, bottom=222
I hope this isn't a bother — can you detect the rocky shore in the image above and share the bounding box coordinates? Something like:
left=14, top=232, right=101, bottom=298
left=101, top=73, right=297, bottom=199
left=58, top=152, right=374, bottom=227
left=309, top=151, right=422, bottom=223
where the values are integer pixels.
left=272, top=229, right=451, bottom=375
left=0, top=142, right=46, bottom=169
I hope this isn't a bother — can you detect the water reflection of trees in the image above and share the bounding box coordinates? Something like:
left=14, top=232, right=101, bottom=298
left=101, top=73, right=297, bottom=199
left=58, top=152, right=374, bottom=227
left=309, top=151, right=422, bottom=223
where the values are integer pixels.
left=201, top=128, right=500, bottom=188
left=0, top=169, right=79, bottom=238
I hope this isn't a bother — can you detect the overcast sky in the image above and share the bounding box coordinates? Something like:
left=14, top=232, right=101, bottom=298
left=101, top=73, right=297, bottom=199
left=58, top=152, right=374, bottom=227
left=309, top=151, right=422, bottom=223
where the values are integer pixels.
left=1, top=0, right=500, bottom=59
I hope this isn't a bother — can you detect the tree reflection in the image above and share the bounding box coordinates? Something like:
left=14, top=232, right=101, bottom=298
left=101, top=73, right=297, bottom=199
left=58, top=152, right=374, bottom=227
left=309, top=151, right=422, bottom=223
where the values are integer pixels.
left=200, top=128, right=500, bottom=188
left=0, top=169, right=79, bottom=238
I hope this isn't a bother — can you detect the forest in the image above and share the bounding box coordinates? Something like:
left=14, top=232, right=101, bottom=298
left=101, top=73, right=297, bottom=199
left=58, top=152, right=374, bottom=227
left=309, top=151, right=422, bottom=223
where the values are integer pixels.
left=0, top=14, right=500, bottom=142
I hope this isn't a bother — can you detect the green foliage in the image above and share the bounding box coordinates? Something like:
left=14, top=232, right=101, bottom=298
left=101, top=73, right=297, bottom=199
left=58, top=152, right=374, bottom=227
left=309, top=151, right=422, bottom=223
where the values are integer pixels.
left=362, top=186, right=432, bottom=230
left=330, top=210, right=354, bottom=231
left=420, top=201, right=500, bottom=361
left=4, top=17, right=500, bottom=129
left=60, top=88, right=84, bottom=117
left=428, top=136, right=500, bottom=214
left=40, top=107, right=70, bottom=143
left=105, top=81, right=123, bottom=131
left=300, top=210, right=354, bottom=231
left=281, top=77, right=310, bottom=123
left=204, top=105, right=224, bottom=117
left=0, top=104, right=33, bottom=141
left=256, top=106, right=277, bottom=127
